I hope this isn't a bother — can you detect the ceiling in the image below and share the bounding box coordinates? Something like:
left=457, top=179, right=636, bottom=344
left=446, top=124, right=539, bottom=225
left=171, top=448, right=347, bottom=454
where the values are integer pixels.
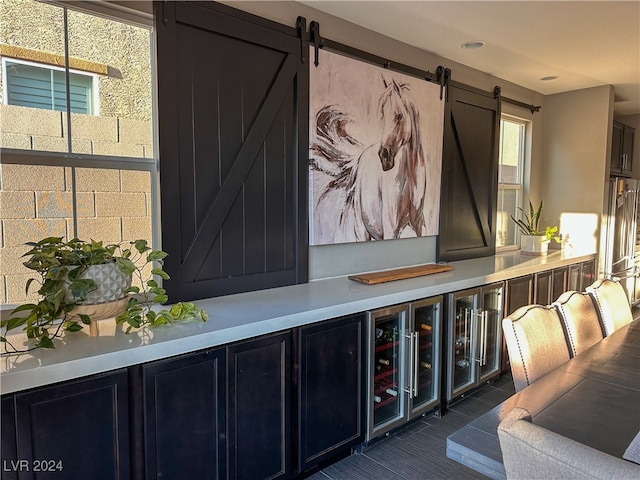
left=300, top=1, right=640, bottom=116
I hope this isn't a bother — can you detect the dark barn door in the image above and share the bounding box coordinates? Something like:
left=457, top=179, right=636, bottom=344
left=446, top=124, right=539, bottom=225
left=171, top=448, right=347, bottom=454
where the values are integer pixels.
left=156, top=2, right=308, bottom=301
left=438, top=85, right=500, bottom=262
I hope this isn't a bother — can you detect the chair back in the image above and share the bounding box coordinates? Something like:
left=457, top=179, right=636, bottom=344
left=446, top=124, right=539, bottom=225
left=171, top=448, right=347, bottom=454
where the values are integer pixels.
left=586, top=279, right=633, bottom=336
left=553, top=291, right=604, bottom=357
left=502, top=304, right=570, bottom=392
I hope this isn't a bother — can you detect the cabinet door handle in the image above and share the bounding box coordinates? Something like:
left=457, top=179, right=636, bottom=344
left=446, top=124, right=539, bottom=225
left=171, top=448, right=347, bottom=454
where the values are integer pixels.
left=405, top=330, right=414, bottom=396
left=413, top=332, right=419, bottom=398
left=482, top=311, right=489, bottom=366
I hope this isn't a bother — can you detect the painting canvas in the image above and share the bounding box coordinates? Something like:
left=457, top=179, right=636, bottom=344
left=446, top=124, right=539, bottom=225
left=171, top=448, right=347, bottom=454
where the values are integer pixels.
left=309, top=48, right=445, bottom=245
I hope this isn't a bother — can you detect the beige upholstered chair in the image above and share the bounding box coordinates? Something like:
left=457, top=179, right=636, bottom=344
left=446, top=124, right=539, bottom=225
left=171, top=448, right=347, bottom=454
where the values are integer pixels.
left=586, top=279, right=633, bottom=336
left=498, top=407, right=640, bottom=480
left=553, top=291, right=604, bottom=357
left=502, top=305, right=570, bottom=392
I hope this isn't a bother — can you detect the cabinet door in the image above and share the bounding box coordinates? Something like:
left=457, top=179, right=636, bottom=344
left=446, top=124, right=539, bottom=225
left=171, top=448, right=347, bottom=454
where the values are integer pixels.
left=621, top=125, right=635, bottom=177
left=568, top=263, right=583, bottom=291
left=479, top=284, right=503, bottom=383
left=581, top=259, right=596, bottom=290
left=14, top=370, right=130, bottom=480
left=611, top=121, right=623, bottom=175
left=447, top=289, right=479, bottom=399
left=534, top=270, right=553, bottom=305
left=409, top=298, right=442, bottom=417
left=368, top=305, right=408, bottom=439
left=228, top=332, right=291, bottom=480
left=1, top=395, right=17, bottom=480
left=143, top=348, right=225, bottom=479
left=504, top=275, right=533, bottom=316
left=552, top=266, right=569, bottom=301
left=297, top=315, right=364, bottom=472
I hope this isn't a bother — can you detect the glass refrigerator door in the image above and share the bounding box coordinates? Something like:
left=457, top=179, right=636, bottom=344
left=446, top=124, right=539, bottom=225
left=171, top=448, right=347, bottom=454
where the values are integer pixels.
left=479, top=284, right=503, bottom=382
left=409, top=297, right=441, bottom=417
left=449, top=290, right=478, bottom=399
left=369, top=306, right=407, bottom=438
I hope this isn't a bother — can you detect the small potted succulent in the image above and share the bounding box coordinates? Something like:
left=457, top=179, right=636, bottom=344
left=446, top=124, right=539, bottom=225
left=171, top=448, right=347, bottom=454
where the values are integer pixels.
left=511, top=200, right=561, bottom=255
left=1, top=237, right=207, bottom=354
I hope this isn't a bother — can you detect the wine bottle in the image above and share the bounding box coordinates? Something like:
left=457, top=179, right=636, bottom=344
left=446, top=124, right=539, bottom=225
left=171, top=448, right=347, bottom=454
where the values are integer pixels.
left=374, top=395, right=382, bottom=403
left=378, top=357, right=390, bottom=366
left=420, top=361, right=432, bottom=369
left=420, top=323, right=432, bottom=332
left=456, top=358, right=470, bottom=368
left=385, top=387, right=398, bottom=397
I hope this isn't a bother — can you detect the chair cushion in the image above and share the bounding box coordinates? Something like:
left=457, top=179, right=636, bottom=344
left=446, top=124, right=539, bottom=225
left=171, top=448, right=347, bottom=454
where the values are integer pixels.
left=553, top=291, right=604, bottom=357
left=502, top=305, right=571, bottom=392
left=586, top=279, right=633, bottom=336
left=498, top=407, right=640, bottom=479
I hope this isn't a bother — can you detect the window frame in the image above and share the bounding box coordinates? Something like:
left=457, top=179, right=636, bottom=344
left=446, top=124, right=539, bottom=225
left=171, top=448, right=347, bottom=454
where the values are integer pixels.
left=0, top=0, right=159, bottom=310
left=496, top=113, right=529, bottom=252
left=2, top=56, right=100, bottom=115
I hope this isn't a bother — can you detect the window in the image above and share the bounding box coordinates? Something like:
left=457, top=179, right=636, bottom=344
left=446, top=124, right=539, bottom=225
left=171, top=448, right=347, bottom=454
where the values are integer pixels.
left=4, top=59, right=97, bottom=114
left=0, top=0, right=155, bottom=305
left=496, top=116, right=527, bottom=250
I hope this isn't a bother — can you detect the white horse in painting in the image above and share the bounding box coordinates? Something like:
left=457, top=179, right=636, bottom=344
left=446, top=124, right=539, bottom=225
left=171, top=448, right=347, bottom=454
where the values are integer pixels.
left=310, top=78, right=427, bottom=243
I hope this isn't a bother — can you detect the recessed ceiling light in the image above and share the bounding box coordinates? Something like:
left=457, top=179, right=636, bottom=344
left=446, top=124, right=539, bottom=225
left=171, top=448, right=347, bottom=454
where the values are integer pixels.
left=461, top=41, right=485, bottom=49
left=541, top=76, right=559, bottom=81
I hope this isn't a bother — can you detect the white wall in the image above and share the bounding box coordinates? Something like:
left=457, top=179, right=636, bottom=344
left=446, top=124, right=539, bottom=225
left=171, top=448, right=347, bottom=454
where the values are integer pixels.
left=539, top=86, right=614, bottom=258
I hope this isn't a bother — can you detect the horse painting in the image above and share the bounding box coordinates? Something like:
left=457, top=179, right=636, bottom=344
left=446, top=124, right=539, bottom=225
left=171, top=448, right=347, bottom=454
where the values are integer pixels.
left=310, top=76, right=437, bottom=244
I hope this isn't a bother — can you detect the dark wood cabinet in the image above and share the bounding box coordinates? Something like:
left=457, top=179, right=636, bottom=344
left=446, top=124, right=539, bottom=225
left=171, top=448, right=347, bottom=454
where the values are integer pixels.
left=296, top=314, right=364, bottom=474
left=552, top=266, right=569, bottom=302
left=568, top=260, right=597, bottom=291
left=10, top=370, right=130, bottom=480
left=143, top=348, right=226, bottom=479
left=1, top=395, right=17, bottom=480
left=611, top=121, right=635, bottom=177
left=227, top=332, right=291, bottom=480
left=504, top=275, right=534, bottom=316
left=534, top=270, right=553, bottom=305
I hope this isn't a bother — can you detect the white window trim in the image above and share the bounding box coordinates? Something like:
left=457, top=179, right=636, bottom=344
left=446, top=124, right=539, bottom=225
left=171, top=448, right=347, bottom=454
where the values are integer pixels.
left=497, top=112, right=530, bottom=252
left=2, top=56, right=100, bottom=116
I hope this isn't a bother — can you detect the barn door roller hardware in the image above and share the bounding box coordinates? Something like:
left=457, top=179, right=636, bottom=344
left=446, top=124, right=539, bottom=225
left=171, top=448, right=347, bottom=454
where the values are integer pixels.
left=496, top=86, right=542, bottom=114
left=296, top=16, right=307, bottom=64
left=310, top=21, right=322, bottom=67
left=437, top=66, right=451, bottom=101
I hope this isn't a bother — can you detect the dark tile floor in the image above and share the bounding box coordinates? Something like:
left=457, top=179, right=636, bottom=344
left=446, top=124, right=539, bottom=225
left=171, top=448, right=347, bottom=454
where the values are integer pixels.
left=310, top=374, right=515, bottom=480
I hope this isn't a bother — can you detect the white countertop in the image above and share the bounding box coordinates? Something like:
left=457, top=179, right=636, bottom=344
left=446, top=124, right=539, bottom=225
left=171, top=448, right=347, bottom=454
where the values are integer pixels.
left=1, top=249, right=595, bottom=395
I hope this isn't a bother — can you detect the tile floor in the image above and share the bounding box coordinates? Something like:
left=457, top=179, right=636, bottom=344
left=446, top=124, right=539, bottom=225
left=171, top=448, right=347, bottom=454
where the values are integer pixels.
left=310, top=374, right=515, bottom=480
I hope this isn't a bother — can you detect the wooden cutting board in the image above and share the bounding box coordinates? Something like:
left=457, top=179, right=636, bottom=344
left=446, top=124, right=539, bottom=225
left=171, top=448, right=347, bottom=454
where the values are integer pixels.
left=348, top=263, right=453, bottom=285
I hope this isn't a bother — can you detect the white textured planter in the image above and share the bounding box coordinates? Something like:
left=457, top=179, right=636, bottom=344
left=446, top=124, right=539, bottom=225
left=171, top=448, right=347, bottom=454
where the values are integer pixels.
left=65, top=262, right=132, bottom=304
left=521, top=235, right=549, bottom=256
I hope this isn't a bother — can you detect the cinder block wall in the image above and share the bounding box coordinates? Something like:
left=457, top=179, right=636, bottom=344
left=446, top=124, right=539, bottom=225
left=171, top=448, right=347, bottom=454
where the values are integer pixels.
left=0, top=104, right=153, bottom=304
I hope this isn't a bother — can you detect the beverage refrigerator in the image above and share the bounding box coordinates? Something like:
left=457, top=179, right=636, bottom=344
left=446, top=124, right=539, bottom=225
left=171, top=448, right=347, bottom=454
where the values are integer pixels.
left=365, top=297, right=442, bottom=442
left=603, top=177, right=640, bottom=304
left=446, top=283, right=503, bottom=402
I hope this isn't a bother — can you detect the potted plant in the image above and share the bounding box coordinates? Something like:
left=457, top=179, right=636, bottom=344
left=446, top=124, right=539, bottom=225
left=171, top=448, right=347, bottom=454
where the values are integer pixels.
left=511, top=200, right=561, bottom=256
left=1, top=237, right=207, bottom=354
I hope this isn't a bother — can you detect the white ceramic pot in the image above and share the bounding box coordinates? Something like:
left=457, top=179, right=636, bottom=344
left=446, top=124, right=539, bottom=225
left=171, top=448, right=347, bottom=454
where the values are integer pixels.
left=520, top=234, right=549, bottom=256
left=65, top=262, right=132, bottom=304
